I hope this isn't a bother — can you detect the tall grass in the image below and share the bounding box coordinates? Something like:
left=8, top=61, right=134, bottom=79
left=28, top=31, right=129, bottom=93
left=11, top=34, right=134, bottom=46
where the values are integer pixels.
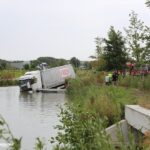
left=0, top=70, right=25, bottom=79
left=63, top=70, right=148, bottom=149
left=0, top=70, right=25, bottom=86
left=67, top=70, right=138, bottom=125
left=119, top=75, right=150, bottom=91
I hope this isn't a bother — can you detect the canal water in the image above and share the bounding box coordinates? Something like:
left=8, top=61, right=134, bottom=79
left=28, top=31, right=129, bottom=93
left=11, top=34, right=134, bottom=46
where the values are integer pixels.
left=0, top=86, right=66, bottom=150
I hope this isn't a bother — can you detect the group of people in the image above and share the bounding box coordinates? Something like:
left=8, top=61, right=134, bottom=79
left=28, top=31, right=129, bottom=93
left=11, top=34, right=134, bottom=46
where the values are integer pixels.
left=105, top=71, right=119, bottom=85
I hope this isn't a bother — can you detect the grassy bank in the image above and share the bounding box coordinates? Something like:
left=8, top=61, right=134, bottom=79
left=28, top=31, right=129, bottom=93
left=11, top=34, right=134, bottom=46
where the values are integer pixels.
left=66, top=70, right=150, bottom=124
left=52, top=70, right=149, bottom=150
left=0, top=70, right=25, bottom=86
left=67, top=77, right=137, bottom=125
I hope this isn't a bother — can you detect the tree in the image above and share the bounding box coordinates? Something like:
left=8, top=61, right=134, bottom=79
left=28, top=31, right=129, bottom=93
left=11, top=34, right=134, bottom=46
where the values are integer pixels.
left=0, top=62, right=7, bottom=70
left=89, top=37, right=106, bottom=70
left=58, top=59, right=66, bottom=66
left=145, top=0, right=150, bottom=7
left=145, top=38, right=150, bottom=63
left=30, top=60, right=38, bottom=69
left=95, top=37, right=104, bottom=58
left=83, top=61, right=92, bottom=69
left=125, top=11, right=150, bottom=65
left=94, top=37, right=106, bottom=70
left=103, top=26, right=127, bottom=70
left=23, top=64, right=30, bottom=70
left=70, top=57, right=80, bottom=68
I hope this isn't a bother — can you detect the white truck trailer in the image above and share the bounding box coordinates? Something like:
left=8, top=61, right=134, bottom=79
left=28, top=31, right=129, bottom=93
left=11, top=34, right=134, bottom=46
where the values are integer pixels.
left=18, top=64, right=75, bottom=92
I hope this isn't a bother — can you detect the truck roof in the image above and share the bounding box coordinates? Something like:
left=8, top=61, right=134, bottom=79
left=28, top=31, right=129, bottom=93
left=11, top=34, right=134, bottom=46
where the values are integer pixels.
left=19, top=74, right=35, bottom=80
left=25, top=70, right=40, bottom=75
left=19, top=70, right=40, bottom=80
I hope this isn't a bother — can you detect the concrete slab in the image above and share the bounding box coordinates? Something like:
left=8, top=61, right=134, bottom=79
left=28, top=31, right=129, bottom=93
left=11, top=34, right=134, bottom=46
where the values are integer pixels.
left=125, top=105, right=150, bottom=134
left=106, top=120, right=129, bottom=145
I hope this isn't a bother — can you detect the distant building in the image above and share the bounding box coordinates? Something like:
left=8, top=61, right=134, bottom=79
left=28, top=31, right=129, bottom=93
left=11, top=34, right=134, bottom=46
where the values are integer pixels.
left=10, top=61, right=30, bottom=69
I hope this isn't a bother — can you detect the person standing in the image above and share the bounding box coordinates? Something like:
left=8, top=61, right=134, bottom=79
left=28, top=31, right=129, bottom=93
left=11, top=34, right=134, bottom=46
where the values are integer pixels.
left=108, top=73, right=112, bottom=84
left=105, top=75, right=110, bottom=85
left=112, top=71, right=119, bottom=85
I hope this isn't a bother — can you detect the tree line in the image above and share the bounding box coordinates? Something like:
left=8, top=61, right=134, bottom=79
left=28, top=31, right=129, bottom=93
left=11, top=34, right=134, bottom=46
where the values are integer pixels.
left=0, top=57, right=82, bottom=70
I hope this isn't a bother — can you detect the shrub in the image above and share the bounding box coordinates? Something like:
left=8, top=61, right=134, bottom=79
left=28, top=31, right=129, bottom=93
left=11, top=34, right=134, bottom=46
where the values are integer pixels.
left=51, top=104, right=114, bottom=150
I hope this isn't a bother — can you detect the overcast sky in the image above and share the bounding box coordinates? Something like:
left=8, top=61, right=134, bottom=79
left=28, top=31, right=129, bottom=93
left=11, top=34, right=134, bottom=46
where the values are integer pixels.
left=0, top=0, right=150, bottom=61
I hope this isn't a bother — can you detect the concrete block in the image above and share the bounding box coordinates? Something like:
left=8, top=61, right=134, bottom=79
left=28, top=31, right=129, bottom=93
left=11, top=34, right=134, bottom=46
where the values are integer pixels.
left=105, top=120, right=129, bottom=145
left=125, top=105, right=150, bottom=134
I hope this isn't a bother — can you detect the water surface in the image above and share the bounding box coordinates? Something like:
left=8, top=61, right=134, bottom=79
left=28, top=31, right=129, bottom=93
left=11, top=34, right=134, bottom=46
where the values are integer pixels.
left=0, top=86, right=66, bottom=150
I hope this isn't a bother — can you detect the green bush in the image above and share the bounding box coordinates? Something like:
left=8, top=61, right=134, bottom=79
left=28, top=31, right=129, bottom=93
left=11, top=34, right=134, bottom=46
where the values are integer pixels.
left=51, top=104, right=115, bottom=150
left=52, top=104, right=143, bottom=150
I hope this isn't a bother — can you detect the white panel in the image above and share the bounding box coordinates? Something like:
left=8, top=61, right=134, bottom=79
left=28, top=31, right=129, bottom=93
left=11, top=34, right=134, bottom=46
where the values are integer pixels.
left=125, top=105, right=150, bottom=134
left=106, top=120, right=129, bottom=145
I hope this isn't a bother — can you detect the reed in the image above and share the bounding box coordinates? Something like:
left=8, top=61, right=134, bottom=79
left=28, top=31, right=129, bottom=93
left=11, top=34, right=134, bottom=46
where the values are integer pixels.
left=67, top=72, right=137, bottom=125
left=0, top=70, right=24, bottom=86
left=119, top=75, right=150, bottom=90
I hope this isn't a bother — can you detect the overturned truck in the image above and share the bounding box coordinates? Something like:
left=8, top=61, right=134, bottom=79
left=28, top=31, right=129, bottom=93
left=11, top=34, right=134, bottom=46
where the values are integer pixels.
left=18, top=64, right=75, bottom=92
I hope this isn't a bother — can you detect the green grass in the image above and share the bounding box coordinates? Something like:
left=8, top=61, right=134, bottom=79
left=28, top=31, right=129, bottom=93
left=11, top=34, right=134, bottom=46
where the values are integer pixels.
left=0, top=70, right=25, bottom=79
left=119, top=75, right=150, bottom=91
left=0, top=70, right=25, bottom=86
left=67, top=84, right=138, bottom=125
left=66, top=70, right=150, bottom=124
left=61, top=70, right=150, bottom=149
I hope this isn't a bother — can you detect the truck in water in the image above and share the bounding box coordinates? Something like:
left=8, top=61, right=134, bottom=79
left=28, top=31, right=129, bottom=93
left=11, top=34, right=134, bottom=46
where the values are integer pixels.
left=18, top=64, right=75, bottom=92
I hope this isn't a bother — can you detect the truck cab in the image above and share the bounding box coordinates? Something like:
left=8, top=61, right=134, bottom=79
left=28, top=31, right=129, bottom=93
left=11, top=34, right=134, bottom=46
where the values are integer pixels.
left=19, top=71, right=42, bottom=92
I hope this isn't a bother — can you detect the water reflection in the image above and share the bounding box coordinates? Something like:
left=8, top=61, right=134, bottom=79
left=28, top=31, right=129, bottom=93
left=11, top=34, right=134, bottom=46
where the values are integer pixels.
left=0, top=86, right=66, bottom=150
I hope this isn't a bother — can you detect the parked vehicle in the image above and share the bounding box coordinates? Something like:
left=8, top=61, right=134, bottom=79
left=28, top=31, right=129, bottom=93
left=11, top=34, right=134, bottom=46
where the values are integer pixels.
left=126, top=62, right=150, bottom=76
left=18, top=64, right=75, bottom=92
